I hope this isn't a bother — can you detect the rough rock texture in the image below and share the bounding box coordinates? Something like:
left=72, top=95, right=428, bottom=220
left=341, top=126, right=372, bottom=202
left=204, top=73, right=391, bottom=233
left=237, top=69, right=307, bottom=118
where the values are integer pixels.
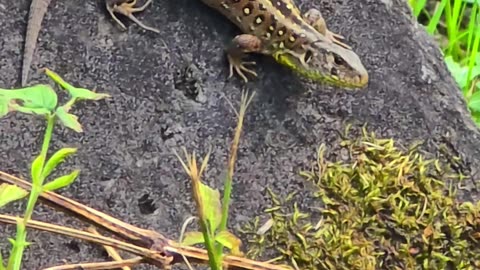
left=1, top=0, right=480, bottom=268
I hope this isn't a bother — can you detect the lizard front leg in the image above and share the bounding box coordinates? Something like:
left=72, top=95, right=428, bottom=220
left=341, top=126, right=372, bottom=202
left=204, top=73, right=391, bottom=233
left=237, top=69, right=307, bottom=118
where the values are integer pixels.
left=106, top=0, right=159, bottom=33
left=304, top=8, right=351, bottom=50
left=226, top=34, right=263, bottom=83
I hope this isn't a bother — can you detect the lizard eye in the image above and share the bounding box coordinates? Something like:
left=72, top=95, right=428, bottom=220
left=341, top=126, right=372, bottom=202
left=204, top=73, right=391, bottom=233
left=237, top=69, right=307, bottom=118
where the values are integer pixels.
left=304, top=50, right=313, bottom=63
left=333, top=54, right=344, bottom=65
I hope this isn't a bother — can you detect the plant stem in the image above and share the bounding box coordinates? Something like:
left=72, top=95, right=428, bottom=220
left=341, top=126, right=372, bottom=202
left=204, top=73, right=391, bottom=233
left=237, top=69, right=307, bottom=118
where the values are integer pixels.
left=0, top=252, right=5, bottom=270
left=7, top=115, right=55, bottom=270
left=198, top=217, right=221, bottom=270
left=216, top=92, right=254, bottom=257
left=190, top=174, right=221, bottom=270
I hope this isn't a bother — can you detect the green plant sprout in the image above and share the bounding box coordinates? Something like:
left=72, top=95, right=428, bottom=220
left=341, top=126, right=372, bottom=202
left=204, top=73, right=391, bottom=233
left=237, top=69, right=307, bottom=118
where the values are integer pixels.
left=0, top=69, right=109, bottom=270
left=175, top=91, right=256, bottom=270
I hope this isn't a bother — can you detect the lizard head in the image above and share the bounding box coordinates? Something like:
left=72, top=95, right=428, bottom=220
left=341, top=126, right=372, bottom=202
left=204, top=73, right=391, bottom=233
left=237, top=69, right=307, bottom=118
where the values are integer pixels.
left=272, top=41, right=369, bottom=89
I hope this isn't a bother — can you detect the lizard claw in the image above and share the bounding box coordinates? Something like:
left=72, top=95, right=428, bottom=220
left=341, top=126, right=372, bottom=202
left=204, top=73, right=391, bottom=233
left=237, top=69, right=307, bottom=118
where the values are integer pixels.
left=325, top=30, right=351, bottom=50
left=227, top=54, right=257, bottom=83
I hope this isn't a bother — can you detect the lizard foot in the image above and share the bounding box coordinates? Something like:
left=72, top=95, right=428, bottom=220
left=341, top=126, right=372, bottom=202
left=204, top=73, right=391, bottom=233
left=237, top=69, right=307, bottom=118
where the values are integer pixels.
left=227, top=54, right=257, bottom=83
left=106, top=0, right=160, bottom=33
left=225, top=34, right=263, bottom=82
left=304, top=8, right=351, bottom=50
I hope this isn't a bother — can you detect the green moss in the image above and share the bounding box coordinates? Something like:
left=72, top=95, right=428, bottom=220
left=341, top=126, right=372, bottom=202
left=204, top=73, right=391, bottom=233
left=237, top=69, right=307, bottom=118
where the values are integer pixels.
left=241, top=128, right=480, bottom=270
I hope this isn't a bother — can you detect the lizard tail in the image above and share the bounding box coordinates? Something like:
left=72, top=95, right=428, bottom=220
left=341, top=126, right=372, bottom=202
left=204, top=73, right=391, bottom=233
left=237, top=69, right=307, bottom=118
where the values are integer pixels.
left=22, top=0, right=52, bottom=87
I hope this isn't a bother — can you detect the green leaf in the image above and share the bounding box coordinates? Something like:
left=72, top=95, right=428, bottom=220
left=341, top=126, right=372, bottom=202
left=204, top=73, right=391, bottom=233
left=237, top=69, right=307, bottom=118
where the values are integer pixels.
left=198, top=182, right=222, bottom=233
left=55, top=106, right=83, bottom=132
left=214, top=230, right=243, bottom=256
left=0, top=184, right=29, bottom=208
left=468, top=91, right=480, bottom=112
left=8, top=236, right=30, bottom=248
left=444, top=56, right=469, bottom=89
left=41, top=147, right=78, bottom=179
left=469, top=65, right=480, bottom=81
left=181, top=231, right=205, bottom=246
left=31, top=154, right=45, bottom=183
left=42, top=170, right=80, bottom=192
left=8, top=237, right=16, bottom=248
left=15, top=85, right=58, bottom=112
left=44, top=68, right=73, bottom=91
left=474, top=118, right=480, bottom=127
left=0, top=85, right=57, bottom=117
left=68, top=88, right=110, bottom=101
left=44, top=68, right=110, bottom=101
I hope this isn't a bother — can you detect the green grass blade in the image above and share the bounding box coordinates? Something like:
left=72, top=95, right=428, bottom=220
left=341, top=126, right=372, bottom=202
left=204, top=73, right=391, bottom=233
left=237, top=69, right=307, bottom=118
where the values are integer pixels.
left=466, top=5, right=480, bottom=95
left=413, top=0, right=428, bottom=17
left=427, top=0, right=447, bottom=34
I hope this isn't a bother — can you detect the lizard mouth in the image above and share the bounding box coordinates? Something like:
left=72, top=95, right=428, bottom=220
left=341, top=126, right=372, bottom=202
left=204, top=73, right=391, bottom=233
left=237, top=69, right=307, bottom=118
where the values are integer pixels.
left=273, top=52, right=368, bottom=89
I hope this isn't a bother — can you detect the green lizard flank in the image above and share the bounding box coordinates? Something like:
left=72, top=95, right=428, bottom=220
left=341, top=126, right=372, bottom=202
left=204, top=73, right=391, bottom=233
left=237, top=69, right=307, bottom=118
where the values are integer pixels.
left=201, top=0, right=369, bottom=88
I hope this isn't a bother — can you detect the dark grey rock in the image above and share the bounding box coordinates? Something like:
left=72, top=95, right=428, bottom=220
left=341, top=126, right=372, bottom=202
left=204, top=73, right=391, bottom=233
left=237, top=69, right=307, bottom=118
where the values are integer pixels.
left=1, top=0, right=479, bottom=269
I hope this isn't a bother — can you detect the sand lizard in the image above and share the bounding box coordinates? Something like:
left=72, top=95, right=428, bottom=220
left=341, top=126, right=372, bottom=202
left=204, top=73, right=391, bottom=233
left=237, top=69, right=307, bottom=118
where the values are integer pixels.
left=200, top=0, right=369, bottom=88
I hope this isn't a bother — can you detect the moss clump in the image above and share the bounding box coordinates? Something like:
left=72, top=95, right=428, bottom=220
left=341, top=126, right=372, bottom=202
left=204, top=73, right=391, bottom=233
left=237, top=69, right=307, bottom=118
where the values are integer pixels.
left=241, top=128, right=480, bottom=270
